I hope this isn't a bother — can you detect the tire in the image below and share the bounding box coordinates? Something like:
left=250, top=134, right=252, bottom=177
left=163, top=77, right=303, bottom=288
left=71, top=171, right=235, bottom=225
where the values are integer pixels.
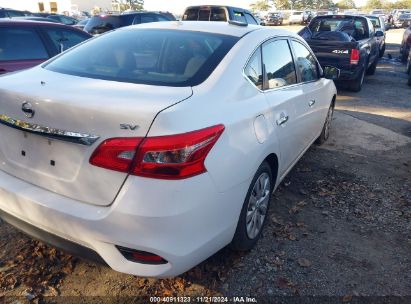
left=316, top=103, right=334, bottom=145
left=379, top=44, right=385, bottom=58
left=401, top=52, right=408, bottom=63
left=366, top=57, right=378, bottom=75
left=348, top=67, right=365, bottom=92
left=230, top=161, right=273, bottom=251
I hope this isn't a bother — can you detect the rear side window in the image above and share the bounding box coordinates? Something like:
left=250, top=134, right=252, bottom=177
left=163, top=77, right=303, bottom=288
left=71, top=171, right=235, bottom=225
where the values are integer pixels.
left=183, top=8, right=227, bottom=21
left=291, top=40, right=319, bottom=82
left=7, top=10, right=26, bottom=17
left=43, top=28, right=89, bottom=52
left=44, top=29, right=239, bottom=87
left=262, top=39, right=296, bottom=89
left=245, top=13, right=258, bottom=25
left=0, top=28, right=48, bottom=61
left=233, top=11, right=246, bottom=23
left=244, top=47, right=263, bottom=89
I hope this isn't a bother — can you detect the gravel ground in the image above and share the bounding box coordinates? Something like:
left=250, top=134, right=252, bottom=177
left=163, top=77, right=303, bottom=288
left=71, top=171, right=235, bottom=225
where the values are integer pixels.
left=0, top=29, right=410, bottom=304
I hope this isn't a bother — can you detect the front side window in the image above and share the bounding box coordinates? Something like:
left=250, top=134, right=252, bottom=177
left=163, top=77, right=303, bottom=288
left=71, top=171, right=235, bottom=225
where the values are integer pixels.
left=244, top=47, right=262, bottom=89
left=45, top=29, right=239, bottom=87
left=291, top=40, right=319, bottom=83
left=0, top=28, right=48, bottom=61
left=43, top=28, right=89, bottom=52
left=262, top=39, right=296, bottom=90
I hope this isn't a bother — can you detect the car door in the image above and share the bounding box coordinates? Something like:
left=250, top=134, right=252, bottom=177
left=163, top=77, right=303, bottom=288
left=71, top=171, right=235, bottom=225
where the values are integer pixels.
left=289, top=39, right=328, bottom=147
left=0, top=26, right=50, bottom=74
left=260, top=38, right=302, bottom=176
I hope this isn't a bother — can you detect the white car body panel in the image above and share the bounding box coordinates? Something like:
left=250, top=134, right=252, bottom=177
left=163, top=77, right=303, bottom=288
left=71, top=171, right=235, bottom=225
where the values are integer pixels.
left=0, top=22, right=337, bottom=277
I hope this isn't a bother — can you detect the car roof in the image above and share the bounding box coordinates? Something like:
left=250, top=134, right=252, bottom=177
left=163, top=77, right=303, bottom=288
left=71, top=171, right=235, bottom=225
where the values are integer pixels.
left=0, top=19, right=90, bottom=33
left=184, top=5, right=251, bottom=11
left=124, top=21, right=262, bottom=37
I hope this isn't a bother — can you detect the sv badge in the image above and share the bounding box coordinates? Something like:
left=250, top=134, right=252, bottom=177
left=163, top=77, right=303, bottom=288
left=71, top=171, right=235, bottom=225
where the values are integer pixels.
left=120, top=124, right=139, bottom=130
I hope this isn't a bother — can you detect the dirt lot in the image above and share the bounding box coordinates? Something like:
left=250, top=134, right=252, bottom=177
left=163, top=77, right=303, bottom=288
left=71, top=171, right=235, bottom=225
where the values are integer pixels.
left=0, top=29, right=410, bottom=303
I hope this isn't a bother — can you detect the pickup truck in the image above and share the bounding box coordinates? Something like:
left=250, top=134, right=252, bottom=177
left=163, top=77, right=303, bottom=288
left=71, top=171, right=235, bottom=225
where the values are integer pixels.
left=299, top=15, right=380, bottom=92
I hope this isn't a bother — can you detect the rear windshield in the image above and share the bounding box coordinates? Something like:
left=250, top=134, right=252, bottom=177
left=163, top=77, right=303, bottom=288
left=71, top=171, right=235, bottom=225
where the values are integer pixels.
left=44, top=29, right=239, bottom=87
left=84, top=15, right=121, bottom=34
left=309, top=17, right=368, bottom=40
left=183, top=7, right=227, bottom=21
left=367, top=16, right=381, bottom=28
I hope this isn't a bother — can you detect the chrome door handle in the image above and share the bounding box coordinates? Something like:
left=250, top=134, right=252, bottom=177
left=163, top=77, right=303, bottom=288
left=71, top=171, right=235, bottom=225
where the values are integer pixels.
left=276, top=114, right=289, bottom=126
left=309, top=100, right=316, bottom=107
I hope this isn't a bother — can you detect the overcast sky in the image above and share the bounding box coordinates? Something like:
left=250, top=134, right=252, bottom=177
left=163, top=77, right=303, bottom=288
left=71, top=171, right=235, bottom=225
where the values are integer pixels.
left=144, top=0, right=368, bottom=15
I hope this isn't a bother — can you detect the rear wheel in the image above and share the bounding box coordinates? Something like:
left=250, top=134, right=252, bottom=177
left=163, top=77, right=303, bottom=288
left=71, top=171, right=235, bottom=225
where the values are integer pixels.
left=316, top=103, right=334, bottom=145
left=348, top=67, right=365, bottom=92
left=366, top=57, right=378, bottom=75
left=379, top=44, right=385, bottom=58
left=401, top=52, right=408, bottom=63
left=230, top=161, right=273, bottom=251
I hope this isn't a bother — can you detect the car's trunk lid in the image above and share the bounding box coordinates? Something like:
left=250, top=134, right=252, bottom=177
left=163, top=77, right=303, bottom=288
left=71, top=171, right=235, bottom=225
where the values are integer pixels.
left=0, top=67, right=192, bottom=206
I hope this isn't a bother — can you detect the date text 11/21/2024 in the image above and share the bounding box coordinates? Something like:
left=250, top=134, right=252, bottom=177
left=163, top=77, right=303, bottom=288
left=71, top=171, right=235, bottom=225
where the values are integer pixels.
left=149, top=296, right=257, bottom=303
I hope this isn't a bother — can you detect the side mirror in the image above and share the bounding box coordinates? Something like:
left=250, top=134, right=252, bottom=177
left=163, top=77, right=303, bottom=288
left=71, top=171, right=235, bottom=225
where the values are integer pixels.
left=375, top=30, right=384, bottom=37
left=323, top=65, right=340, bottom=80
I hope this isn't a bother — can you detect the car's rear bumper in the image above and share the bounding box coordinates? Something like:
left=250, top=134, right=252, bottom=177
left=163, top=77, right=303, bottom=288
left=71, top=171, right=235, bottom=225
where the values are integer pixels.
left=335, top=66, right=363, bottom=82
left=0, top=169, right=248, bottom=277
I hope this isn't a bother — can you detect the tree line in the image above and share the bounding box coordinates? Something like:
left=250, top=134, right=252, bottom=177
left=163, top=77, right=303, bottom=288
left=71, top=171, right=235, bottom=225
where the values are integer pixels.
left=250, top=0, right=411, bottom=11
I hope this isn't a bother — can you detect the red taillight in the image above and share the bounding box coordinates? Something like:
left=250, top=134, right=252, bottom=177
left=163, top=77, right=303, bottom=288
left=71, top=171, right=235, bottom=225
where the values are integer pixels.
left=350, top=49, right=360, bottom=65
left=89, top=138, right=142, bottom=172
left=89, top=125, right=225, bottom=179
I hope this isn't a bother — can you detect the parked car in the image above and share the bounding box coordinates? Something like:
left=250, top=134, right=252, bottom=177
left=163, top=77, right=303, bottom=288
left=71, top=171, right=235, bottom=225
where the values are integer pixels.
left=394, top=13, right=411, bottom=28
left=289, top=11, right=304, bottom=24
left=0, top=20, right=91, bottom=74
left=10, top=16, right=60, bottom=23
left=263, top=12, right=283, bottom=26
left=369, top=9, right=386, bottom=21
left=182, top=5, right=259, bottom=24
left=46, top=14, right=79, bottom=25
left=299, top=15, right=380, bottom=92
left=366, top=15, right=387, bottom=57
left=0, top=21, right=338, bottom=277
left=400, top=24, right=411, bottom=62
left=84, top=11, right=175, bottom=35
left=0, top=7, right=29, bottom=18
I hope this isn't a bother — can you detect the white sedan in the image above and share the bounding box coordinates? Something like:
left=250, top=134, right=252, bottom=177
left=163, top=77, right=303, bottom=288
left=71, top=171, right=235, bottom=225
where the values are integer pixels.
left=0, top=21, right=338, bottom=277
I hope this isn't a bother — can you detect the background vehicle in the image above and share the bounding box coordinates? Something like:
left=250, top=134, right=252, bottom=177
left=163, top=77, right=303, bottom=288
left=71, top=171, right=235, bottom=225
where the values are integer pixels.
left=392, top=10, right=411, bottom=26
left=0, top=21, right=337, bottom=277
left=366, top=15, right=387, bottom=57
left=400, top=24, right=411, bottom=62
left=0, top=7, right=28, bottom=18
left=182, top=5, right=259, bottom=24
left=299, top=15, right=380, bottom=92
left=73, top=18, right=89, bottom=30
left=289, top=11, right=304, bottom=24
left=394, top=13, right=411, bottom=28
left=46, top=14, right=79, bottom=25
left=263, top=12, right=283, bottom=26
left=84, top=11, right=175, bottom=35
left=302, top=10, right=314, bottom=24
left=10, top=16, right=60, bottom=23
left=0, top=20, right=91, bottom=74
left=369, top=9, right=386, bottom=21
